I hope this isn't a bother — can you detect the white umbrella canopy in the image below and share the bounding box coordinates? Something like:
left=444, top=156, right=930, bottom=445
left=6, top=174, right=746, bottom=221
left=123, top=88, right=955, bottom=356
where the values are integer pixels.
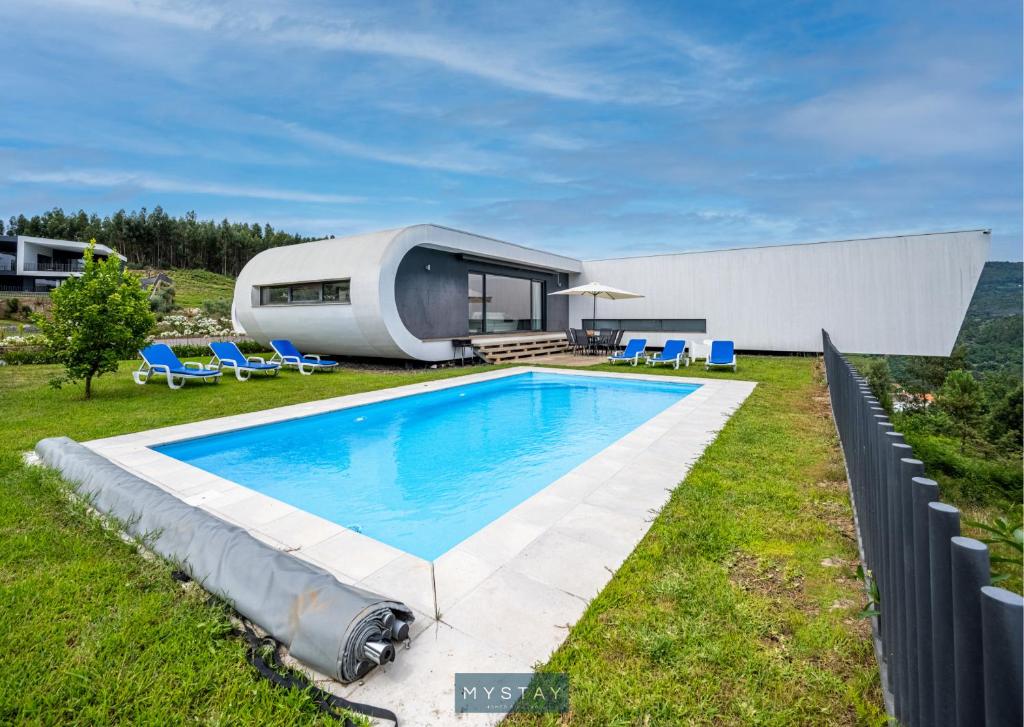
left=548, top=281, right=644, bottom=323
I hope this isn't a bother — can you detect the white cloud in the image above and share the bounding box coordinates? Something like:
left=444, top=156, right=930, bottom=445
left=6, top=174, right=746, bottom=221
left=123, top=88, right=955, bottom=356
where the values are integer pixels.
left=15, top=0, right=741, bottom=105
left=10, top=169, right=364, bottom=204
left=780, top=81, right=1020, bottom=158
left=269, top=120, right=509, bottom=175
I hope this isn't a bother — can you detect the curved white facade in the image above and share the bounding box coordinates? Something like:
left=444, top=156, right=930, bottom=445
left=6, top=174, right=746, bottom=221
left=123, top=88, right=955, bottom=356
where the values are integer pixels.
left=234, top=224, right=989, bottom=361
left=233, top=224, right=582, bottom=361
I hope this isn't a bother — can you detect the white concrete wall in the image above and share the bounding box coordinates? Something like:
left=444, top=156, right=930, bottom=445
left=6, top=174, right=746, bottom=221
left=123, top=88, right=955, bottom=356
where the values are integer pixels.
left=573, top=230, right=989, bottom=357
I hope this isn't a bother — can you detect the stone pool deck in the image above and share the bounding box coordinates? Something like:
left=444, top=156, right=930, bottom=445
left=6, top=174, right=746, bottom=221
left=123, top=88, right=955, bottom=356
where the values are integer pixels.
left=83, top=366, right=755, bottom=726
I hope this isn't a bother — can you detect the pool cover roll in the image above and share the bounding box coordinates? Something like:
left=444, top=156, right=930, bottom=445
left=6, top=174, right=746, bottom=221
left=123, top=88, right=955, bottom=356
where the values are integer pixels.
left=35, top=437, right=414, bottom=683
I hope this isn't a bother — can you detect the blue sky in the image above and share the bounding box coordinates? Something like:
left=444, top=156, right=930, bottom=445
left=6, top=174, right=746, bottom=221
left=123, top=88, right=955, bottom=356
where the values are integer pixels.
left=1, top=0, right=1020, bottom=260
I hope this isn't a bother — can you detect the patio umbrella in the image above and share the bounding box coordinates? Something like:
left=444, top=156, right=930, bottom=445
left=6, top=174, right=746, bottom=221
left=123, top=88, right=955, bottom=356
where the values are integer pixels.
left=548, top=281, right=644, bottom=324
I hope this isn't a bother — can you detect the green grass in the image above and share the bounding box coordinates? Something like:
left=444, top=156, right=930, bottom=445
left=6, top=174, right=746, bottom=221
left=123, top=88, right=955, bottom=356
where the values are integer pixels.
left=0, top=360, right=489, bottom=724
left=165, top=268, right=236, bottom=309
left=512, top=357, right=885, bottom=725
left=0, top=356, right=884, bottom=724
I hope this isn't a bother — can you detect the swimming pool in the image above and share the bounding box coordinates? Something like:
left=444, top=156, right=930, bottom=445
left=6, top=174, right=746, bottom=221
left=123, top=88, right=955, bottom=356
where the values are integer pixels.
left=154, top=371, right=700, bottom=560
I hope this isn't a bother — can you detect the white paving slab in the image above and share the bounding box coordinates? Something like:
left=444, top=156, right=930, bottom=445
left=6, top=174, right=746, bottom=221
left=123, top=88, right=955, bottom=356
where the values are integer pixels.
left=82, top=365, right=755, bottom=726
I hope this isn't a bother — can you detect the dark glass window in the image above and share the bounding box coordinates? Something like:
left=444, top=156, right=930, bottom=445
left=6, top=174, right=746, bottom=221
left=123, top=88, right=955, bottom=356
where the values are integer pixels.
left=289, top=283, right=321, bottom=303
left=259, top=280, right=351, bottom=305
left=468, top=273, right=485, bottom=334
left=467, top=273, right=543, bottom=333
left=322, top=280, right=350, bottom=303
left=584, top=318, right=707, bottom=333
left=261, top=285, right=290, bottom=305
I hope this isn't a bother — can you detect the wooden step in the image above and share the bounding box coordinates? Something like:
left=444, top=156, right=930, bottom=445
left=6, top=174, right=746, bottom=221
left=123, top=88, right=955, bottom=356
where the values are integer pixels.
left=471, top=333, right=569, bottom=363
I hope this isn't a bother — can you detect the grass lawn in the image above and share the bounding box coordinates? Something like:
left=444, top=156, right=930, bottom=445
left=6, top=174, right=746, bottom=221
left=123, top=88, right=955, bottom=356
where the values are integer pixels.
left=0, top=356, right=884, bottom=724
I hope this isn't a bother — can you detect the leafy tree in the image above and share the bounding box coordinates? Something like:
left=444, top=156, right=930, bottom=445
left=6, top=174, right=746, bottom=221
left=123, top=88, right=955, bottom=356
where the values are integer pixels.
left=903, top=345, right=969, bottom=393
left=864, top=358, right=893, bottom=412
left=35, top=242, right=154, bottom=399
left=936, top=370, right=983, bottom=452
left=986, top=381, right=1023, bottom=453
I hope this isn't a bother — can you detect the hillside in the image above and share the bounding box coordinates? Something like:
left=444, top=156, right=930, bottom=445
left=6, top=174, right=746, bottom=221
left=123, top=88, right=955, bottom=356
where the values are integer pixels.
left=143, top=268, right=236, bottom=310
left=963, top=261, right=1023, bottom=322
left=957, top=261, right=1023, bottom=376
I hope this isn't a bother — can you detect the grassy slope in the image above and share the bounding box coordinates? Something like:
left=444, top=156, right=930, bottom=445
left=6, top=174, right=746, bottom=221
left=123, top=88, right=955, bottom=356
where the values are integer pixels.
left=164, top=268, right=236, bottom=309
left=0, top=357, right=883, bottom=724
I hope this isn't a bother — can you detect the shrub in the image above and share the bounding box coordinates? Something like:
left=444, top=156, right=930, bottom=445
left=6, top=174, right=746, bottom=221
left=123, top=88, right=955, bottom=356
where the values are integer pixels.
left=201, top=299, right=232, bottom=318
left=150, top=285, right=176, bottom=314
left=155, top=313, right=234, bottom=338
left=0, top=346, right=52, bottom=365
left=864, top=358, right=893, bottom=412
left=167, top=340, right=264, bottom=358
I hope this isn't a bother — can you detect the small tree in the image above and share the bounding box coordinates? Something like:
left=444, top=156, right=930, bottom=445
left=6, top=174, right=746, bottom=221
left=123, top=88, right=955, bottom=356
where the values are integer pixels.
left=905, top=345, right=969, bottom=393
left=936, top=369, right=983, bottom=452
left=35, top=242, right=154, bottom=399
left=864, top=358, right=894, bottom=413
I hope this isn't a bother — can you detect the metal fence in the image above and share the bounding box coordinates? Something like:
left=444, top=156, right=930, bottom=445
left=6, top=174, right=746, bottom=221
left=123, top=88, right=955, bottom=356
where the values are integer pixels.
left=822, top=330, right=1022, bottom=726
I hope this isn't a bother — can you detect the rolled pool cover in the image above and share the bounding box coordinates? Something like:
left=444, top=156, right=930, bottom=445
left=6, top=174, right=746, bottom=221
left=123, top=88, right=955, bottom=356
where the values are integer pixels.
left=36, top=437, right=414, bottom=683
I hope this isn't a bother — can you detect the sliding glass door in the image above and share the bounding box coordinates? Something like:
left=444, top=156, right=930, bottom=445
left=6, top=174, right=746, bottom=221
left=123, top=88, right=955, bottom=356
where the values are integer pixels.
left=467, top=273, right=544, bottom=334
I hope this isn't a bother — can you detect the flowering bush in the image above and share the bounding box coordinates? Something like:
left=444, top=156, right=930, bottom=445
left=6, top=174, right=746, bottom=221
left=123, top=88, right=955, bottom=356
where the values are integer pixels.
left=155, top=313, right=235, bottom=338
left=0, top=333, right=46, bottom=346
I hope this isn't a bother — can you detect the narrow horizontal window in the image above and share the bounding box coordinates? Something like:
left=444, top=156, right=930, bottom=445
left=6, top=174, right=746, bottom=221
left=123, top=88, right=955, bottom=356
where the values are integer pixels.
left=258, top=279, right=351, bottom=306
left=583, top=318, right=707, bottom=333
left=322, top=280, right=350, bottom=304
left=260, top=285, right=290, bottom=305
left=289, top=283, right=321, bottom=303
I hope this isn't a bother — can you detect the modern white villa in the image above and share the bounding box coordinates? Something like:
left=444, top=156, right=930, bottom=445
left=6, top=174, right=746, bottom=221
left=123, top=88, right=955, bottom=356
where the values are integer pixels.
left=0, top=234, right=126, bottom=293
left=232, top=224, right=990, bottom=361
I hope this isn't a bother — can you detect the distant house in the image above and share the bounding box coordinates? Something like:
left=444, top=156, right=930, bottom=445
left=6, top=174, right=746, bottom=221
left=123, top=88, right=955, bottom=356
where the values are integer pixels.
left=0, top=235, right=126, bottom=293
left=140, top=272, right=174, bottom=291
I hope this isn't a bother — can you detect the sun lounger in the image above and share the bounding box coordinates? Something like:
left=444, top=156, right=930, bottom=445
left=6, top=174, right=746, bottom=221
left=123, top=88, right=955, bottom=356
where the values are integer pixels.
left=607, top=338, right=646, bottom=366
left=269, top=339, right=339, bottom=375
left=132, top=343, right=222, bottom=389
left=209, top=341, right=280, bottom=381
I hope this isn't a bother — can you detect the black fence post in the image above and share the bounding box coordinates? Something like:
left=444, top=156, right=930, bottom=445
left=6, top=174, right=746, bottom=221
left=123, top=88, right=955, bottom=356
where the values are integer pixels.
left=950, top=536, right=990, bottom=727
left=911, top=476, right=939, bottom=726
left=898, top=455, right=924, bottom=724
left=980, top=586, right=1024, bottom=727
left=929, top=502, right=961, bottom=727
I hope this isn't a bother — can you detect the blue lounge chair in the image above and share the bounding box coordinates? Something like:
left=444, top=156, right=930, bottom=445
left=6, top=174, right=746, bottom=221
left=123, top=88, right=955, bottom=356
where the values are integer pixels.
left=269, top=339, right=339, bottom=375
left=208, top=341, right=280, bottom=381
left=132, top=343, right=222, bottom=389
left=706, top=340, right=737, bottom=371
left=646, top=339, right=689, bottom=369
left=608, top=338, right=646, bottom=366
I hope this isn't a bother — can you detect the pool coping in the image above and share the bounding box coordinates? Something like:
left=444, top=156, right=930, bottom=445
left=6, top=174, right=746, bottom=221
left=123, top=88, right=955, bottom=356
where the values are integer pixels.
left=84, top=365, right=756, bottom=726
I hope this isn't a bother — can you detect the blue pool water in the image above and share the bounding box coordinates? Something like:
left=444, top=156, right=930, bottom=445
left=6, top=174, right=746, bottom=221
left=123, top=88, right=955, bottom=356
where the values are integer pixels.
left=154, top=372, right=699, bottom=560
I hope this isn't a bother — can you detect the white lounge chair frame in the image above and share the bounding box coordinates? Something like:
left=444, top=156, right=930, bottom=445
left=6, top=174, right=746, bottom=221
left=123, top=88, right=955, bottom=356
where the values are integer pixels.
left=607, top=346, right=646, bottom=366
left=132, top=359, right=221, bottom=389
left=208, top=352, right=279, bottom=381
left=268, top=350, right=337, bottom=376
left=646, top=348, right=690, bottom=370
